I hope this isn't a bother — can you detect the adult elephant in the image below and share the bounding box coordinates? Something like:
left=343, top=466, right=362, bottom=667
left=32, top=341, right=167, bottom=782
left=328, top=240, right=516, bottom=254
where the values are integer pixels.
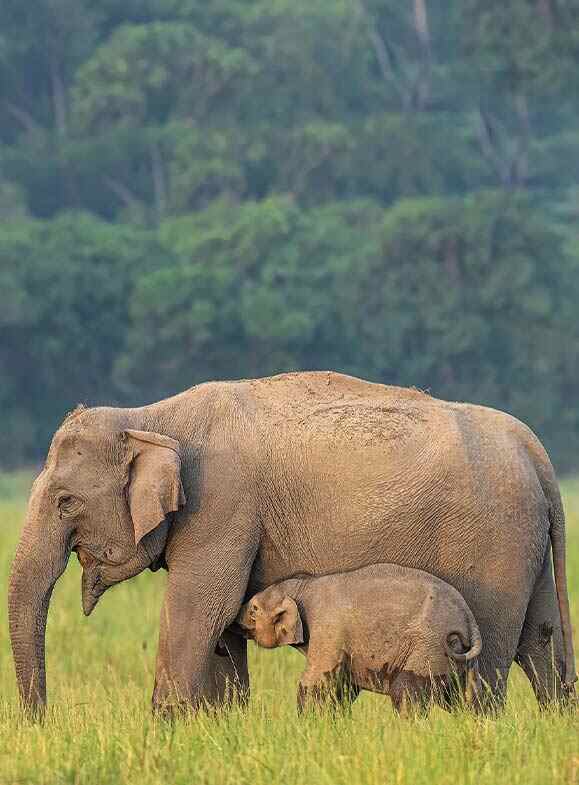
left=8, top=372, right=576, bottom=716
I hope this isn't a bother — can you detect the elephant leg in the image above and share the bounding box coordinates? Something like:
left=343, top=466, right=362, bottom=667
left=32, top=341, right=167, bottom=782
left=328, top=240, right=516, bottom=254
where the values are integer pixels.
left=297, top=678, right=357, bottom=714
left=152, top=506, right=258, bottom=717
left=296, top=679, right=336, bottom=714
left=334, top=675, right=361, bottom=712
left=434, top=667, right=483, bottom=714
left=152, top=582, right=250, bottom=717
left=458, top=564, right=540, bottom=715
left=473, top=637, right=517, bottom=714
left=296, top=655, right=347, bottom=714
left=210, top=629, right=250, bottom=708
left=440, top=618, right=517, bottom=715
left=515, top=548, right=573, bottom=708
left=390, top=672, right=430, bottom=719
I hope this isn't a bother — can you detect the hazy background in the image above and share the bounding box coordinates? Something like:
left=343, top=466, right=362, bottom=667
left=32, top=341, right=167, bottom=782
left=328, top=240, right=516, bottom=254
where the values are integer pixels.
left=2, top=0, right=579, bottom=470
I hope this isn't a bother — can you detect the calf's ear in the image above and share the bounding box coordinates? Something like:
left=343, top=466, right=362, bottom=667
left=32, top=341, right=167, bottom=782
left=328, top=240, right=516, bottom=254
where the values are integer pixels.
left=274, top=597, right=304, bottom=646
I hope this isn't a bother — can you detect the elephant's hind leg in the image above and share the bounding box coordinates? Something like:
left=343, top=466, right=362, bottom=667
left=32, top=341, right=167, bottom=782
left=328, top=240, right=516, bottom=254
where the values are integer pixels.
left=515, top=549, right=573, bottom=708
left=390, top=672, right=430, bottom=719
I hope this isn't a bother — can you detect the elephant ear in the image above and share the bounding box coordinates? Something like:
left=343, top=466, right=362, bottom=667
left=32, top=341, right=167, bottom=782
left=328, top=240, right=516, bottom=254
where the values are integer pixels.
left=274, top=597, right=304, bottom=646
left=125, top=430, right=186, bottom=547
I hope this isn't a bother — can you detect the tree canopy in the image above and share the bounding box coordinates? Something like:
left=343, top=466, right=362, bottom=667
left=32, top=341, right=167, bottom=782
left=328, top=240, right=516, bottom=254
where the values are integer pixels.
left=1, top=0, right=579, bottom=469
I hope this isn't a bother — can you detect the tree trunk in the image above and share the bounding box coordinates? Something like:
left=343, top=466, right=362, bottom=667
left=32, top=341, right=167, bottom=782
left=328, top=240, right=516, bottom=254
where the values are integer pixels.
left=49, top=52, right=68, bottom=140
left=151, top=141, right=167, bottom=225
left=413, top=0, right=430, bottom=53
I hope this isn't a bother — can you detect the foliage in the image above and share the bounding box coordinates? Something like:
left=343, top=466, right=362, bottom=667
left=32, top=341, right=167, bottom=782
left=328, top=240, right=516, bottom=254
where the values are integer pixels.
left=1, top=1, right=579, bottom=469
left=0, top=213, right=171, bottom=464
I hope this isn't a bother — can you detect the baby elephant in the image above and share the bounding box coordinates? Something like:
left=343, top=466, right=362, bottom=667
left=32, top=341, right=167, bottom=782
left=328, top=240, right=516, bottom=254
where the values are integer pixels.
left=236, top=564, right=482, bottom=715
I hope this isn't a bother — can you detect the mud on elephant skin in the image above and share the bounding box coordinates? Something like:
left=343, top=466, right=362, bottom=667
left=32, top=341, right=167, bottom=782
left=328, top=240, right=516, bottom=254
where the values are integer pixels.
left=8, top=371, right=576, bottom=717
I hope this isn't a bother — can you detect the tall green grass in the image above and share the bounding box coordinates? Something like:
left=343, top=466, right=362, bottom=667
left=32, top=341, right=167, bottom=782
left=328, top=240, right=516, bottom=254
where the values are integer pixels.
left=1, top=473, right=578, bottom=785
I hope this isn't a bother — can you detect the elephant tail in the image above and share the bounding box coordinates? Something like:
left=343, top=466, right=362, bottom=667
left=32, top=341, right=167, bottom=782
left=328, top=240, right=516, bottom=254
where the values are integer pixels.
left=527, top=434, right=576, bottom=689
left=445, top=613, right=482, bottom=664
left=548, top=486, right=577, bottom=688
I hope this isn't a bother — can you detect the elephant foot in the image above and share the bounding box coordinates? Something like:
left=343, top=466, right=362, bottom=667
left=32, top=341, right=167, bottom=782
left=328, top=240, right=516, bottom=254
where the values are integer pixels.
left=151, top=681, right=250, bottom=720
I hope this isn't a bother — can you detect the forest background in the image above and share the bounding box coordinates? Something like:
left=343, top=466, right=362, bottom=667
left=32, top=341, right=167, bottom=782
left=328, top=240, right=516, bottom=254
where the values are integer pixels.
left=2, top=0, right=579, bottom=470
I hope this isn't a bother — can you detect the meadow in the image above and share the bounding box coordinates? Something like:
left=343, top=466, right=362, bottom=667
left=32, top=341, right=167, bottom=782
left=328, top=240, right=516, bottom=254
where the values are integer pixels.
left=0, top=472, right=578, bottom=785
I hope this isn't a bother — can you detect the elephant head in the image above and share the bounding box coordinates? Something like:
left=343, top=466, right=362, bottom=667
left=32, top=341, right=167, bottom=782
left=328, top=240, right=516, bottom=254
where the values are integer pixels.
left=236, top=587, right=303, bottom=649
left=8, top=415, right=186, bottom=715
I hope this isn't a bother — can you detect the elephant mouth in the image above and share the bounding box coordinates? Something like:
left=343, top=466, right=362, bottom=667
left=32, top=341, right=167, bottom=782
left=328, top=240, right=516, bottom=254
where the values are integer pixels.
left=78, top=548, right=150, bottom=616
left=81, top=569, right=107, bottom=616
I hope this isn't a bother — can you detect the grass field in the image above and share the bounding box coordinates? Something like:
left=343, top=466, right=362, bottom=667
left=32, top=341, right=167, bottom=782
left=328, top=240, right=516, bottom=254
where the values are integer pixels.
left=1, top=472, right=578, bottom=785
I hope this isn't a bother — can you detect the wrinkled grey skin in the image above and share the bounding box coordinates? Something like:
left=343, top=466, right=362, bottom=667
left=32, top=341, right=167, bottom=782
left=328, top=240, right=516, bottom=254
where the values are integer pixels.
left=8, top=371, right=576, bottom=717
left=237, top=565, right=483, bottom=715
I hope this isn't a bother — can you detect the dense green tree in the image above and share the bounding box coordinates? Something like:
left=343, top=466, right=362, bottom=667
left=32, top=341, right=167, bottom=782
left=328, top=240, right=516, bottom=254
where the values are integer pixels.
left=117, top=197, right=381, bottom=397
left=462, top=0, right=579, bottom=99
left=0, top=213, right=171, bottom=464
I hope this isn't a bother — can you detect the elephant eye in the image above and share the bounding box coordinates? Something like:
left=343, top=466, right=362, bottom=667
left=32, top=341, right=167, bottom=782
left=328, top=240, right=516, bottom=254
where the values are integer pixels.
left=57, top=495, right=73, bottom=512
left=57, top=494, right=82, bottom=519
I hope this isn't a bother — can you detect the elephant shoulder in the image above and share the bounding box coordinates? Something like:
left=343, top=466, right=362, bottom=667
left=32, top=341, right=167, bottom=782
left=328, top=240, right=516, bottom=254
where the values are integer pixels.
left=170, top=379, right=259, bottom=423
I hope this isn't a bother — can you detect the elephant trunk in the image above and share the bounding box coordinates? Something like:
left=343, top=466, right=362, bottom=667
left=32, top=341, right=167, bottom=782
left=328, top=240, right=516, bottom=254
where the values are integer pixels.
left=8, top=506, right=70, bottom=717
left=233, top=603, right=255, bottom=639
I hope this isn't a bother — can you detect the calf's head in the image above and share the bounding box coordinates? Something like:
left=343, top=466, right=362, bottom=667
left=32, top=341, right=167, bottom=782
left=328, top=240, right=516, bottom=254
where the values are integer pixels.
left=237, top=587, right=303, bottom=649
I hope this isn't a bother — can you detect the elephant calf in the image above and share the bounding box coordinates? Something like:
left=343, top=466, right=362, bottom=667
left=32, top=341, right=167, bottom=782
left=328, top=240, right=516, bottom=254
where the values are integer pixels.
left=236, top=564, right=482, bottom=715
